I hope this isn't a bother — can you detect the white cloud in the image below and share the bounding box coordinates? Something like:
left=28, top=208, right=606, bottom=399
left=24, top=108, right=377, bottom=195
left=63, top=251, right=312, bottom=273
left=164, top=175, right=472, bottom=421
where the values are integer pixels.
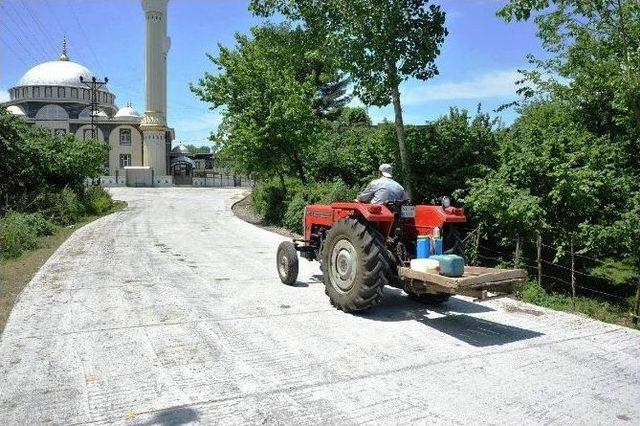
left=0, top=89, right=10, bottom=103
left=402, top=69, right=520, bottom=105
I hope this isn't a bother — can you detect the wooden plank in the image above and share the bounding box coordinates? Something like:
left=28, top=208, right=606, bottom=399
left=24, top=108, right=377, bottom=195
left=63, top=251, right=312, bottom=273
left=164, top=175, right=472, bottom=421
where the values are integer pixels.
left=397, top=266, right=527, bottom=292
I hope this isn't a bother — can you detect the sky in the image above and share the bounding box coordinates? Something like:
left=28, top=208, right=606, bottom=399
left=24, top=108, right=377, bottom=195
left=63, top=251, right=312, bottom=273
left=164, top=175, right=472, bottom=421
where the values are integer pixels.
left=0, top=0, right=545, bottom=147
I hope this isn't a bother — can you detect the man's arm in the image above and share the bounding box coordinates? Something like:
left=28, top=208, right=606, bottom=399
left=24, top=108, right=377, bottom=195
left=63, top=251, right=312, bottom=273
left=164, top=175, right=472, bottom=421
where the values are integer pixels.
left=357, top=182, right=377, bottom=203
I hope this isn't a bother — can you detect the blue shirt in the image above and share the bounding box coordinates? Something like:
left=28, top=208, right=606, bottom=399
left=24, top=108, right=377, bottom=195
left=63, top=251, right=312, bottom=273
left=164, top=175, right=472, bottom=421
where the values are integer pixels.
left=357, top=177, right=407, bottom=204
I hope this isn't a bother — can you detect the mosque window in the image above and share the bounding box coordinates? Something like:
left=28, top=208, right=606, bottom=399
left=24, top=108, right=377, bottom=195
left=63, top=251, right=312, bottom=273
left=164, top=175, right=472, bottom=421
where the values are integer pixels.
left=119, top=129, right=132, bottom=146
left=45, top=87, right=53, bottom=97
left=57, top=87, right=65, bottom=98
left=83, top=128, right=95, bottom=140
left=35, top=104, right=69, bottom=121
left=119, top=154, right=131, bottom=168
left=71, top=88, right=78, bottom=98
left=33, top=87, right=40, bottom=97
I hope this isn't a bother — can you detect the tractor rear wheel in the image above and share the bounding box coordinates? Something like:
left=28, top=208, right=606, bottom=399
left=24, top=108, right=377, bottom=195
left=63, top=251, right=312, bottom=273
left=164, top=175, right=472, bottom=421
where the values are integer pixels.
left=406, top=291, right=451, bottom=305
left=321, top=218, right=391, bottom=312
left=276, top=241, right=299, bottom=285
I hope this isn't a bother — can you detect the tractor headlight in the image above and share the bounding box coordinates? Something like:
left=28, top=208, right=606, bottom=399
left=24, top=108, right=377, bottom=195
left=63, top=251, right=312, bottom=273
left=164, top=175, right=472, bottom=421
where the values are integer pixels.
left=442, top=196, right=451, bottom=208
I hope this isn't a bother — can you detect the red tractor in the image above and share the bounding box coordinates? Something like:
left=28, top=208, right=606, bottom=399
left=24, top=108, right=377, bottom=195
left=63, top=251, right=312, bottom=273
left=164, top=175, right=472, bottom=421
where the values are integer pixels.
left=276, top=199, right=526, bottom=313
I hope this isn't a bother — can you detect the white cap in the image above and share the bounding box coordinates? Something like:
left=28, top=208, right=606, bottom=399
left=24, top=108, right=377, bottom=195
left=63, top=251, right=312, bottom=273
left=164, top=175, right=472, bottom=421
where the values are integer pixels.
left=379, top=163, right=392, bottom=178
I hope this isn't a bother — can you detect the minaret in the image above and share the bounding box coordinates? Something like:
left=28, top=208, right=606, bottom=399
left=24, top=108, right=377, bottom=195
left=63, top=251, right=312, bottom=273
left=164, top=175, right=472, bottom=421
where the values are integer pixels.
left=140, top=0, right=170, bottom=176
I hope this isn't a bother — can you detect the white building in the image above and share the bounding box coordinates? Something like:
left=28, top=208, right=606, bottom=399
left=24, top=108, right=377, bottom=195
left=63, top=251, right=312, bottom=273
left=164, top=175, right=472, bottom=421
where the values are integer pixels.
left=2, top=0, right=174, bottom=186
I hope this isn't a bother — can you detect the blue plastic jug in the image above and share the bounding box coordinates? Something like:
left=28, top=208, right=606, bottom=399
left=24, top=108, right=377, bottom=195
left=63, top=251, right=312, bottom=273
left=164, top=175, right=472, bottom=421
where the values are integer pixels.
left=429, top=254, right=465, bottom=277
left=417, top=236, right=430, bottom=258
left=433, top=238, right=443, bottom=255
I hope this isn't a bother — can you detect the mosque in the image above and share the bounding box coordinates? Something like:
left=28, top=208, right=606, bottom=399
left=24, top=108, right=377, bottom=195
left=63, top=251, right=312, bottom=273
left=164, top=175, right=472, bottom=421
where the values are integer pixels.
left=2, top=0, right=173, bottom=186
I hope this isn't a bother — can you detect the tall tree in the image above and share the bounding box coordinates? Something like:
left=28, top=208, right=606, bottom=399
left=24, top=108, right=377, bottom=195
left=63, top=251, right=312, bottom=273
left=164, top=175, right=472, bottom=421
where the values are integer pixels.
left=191, top=24, right=343, bottom=184
left=251, top=0, right=448, bottom=198
left=498, top=0, right=640, bottom=143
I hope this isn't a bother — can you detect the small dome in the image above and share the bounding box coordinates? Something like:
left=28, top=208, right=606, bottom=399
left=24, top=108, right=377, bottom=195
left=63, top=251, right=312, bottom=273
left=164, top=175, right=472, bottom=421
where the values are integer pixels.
left=114, top=103, right=141, bottom=119
left=79, top=108, right=108, bottom=119
left=6, top=105, right=25, bottom=116
left=171, top=144, right=190, bottom=155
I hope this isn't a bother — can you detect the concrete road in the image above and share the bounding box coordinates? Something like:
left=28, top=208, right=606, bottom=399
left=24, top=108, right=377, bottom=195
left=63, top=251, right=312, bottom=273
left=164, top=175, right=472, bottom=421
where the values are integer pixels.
left=1, top=188, right=638, bottom=425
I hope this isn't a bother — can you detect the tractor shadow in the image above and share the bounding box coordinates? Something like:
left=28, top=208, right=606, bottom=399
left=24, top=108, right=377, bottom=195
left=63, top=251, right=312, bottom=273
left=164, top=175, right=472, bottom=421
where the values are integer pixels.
left=360, top=288, right=544, bottom=347
left=137, top=407, right=200, bottom=425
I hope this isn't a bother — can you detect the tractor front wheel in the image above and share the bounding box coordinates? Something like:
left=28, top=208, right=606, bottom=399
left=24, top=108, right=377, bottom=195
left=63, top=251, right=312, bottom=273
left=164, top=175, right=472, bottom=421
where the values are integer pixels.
left=321, top=218, right=391, bottom=312
left=276, top=241, right=299, bottom=285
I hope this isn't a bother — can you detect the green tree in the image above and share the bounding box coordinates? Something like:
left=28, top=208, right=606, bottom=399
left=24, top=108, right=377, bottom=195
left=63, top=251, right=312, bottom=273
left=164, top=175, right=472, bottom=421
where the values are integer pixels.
left=251, top=0, right=448, bottom=198
left=464, top=102, right=632, bottom=251
left=409, top=107, right=499, bottom=202
left=339, top=106, right=372, bottom=127
left=498, top=0, right=640, bottom=145
left=0, top=107, right=108, bottom=212
left=191, top=24, right=343, bottom=185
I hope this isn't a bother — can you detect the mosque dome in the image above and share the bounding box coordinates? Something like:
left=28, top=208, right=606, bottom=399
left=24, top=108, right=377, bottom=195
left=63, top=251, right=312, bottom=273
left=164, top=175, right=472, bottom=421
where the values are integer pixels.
left=114, top=103, right=141, bottom=120
left=171, top=144, right=190, bottom=155
left=6, top=105, right=25, bottom=116
left=16, top=60, right=103, bottom=89
left=15, top=39, right=109, bottom=91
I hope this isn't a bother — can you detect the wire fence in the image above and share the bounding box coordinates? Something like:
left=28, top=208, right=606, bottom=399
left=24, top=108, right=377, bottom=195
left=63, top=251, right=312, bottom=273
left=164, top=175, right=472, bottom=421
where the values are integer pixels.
left=465, top=227, right=639, bottom=323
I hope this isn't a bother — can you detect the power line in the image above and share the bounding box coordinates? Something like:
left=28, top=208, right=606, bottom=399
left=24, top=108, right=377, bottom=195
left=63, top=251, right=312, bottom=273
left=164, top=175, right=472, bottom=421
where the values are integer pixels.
left=18, top=0, right=58, bottom=56
left=2, top=1, right=48, bottom=62
left=0, top=36, right=30, bottom=69
left=67, top=0, right=105, bottom=75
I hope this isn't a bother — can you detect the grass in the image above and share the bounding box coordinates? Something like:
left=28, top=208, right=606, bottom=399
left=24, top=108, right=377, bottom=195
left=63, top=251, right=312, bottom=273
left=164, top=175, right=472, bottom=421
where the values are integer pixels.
left=0, top=201, right=126, bottom=334
left=518, top=281, right=639, bottom=330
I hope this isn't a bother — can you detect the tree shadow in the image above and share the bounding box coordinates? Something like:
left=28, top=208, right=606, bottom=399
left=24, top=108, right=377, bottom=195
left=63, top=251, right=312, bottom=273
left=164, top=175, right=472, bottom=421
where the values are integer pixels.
left=358, top=288, right=544, bottom=347
left=138, top=407, right=200, bottom=426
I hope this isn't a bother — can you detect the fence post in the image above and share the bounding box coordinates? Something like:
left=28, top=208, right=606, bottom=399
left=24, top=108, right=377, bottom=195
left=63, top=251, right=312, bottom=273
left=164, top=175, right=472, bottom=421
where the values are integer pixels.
left=537, top=234, right=542, bottom=286
left=570, top=237, right=576, bottom=306
left=514, top=235, right=522, bottom=267
left=473, top=225, right=481, bottom=266
left=633, top=279, right=640, bottom=326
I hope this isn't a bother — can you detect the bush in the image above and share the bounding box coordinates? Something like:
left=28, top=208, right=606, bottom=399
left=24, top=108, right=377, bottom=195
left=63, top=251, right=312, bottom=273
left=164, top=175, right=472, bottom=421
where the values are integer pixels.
left=282, top=179, right=358, bottom=234
left=252, top=179, right=290, bottom=224
left=22, top=212, right=58, bottom=236
left=44, top=188, right=86, bottom=225
left=0, top=212, right=57, bottom=259
left=82, top=186, right=114, bottom=215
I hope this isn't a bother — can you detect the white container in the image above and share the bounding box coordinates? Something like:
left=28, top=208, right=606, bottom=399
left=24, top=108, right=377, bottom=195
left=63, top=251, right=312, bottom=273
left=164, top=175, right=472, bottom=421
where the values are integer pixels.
left=410, top=258, right=440, bottom=273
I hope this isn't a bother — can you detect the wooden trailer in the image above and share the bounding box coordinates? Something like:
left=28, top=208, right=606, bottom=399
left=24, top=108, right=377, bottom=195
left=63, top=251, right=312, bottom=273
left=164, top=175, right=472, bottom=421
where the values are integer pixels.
left=398, top=266, right=528, bottom=301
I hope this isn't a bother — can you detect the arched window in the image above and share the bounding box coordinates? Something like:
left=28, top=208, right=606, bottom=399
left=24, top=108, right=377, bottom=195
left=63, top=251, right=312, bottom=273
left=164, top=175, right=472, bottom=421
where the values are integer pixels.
left=71, top=88, right=78, bottom=98
left=35, top=104, right=69, bottom=121
left=45, top=87, right=53, bottom=97
left=119, top=128, right=131, bottom=146
left=57, top=87, right=65, bottom=98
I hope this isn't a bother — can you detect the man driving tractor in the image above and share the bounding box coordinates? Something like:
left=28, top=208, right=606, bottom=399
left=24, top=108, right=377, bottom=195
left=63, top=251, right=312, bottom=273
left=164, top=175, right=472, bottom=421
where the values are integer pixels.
left=355, top=163, right=407, bottom=204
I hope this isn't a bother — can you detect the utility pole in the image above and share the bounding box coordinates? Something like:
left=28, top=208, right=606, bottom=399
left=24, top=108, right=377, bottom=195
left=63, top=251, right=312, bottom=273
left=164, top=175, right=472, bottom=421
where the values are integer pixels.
left=79, top=75, right=108, bottom=139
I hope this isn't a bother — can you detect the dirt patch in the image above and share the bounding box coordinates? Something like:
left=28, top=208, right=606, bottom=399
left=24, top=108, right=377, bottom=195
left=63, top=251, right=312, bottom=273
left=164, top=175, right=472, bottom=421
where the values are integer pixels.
left=231, top=194, right=301, bottom=239
left=505, top=304, right=545, bottom=316
left=0, top=201, right=126, bottom=334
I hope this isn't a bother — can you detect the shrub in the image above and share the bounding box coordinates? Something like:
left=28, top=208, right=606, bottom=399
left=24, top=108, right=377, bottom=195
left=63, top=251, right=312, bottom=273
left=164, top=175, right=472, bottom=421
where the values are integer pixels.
left=252, top=179, right=290, bottom=224
left=22, top=213, right=58, bottom=236
left=0, top=212, right=57, bottom=259
left=282, top=179, right=358, bottom=234
left=82, top=186, right=114, bottom=215
left=48, top=188, right=86, bottom=225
